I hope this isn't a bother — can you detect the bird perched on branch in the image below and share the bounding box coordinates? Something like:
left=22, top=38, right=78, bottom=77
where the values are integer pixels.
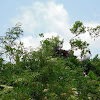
left=81, top=50, right=92, bottom=61
left=81, top=50, right=92, bottom=76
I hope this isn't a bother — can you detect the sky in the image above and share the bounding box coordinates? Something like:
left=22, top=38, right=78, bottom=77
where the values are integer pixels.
left=0, top=0, right=100, bottom=59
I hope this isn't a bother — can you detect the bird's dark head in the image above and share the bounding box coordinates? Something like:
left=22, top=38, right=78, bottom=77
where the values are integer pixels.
left=88, top=50, right=92, bottom=55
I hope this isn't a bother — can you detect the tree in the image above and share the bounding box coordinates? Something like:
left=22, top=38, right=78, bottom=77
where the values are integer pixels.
left=0, top=23, right=23, bottom=63
left=69, top=38, right=90, bottom=58
left=40, top=35, right=64, bottom=57
left=87, top=26, right=100, bottom=40
left=70, top=21, right=86, bottom=38
left=0, top=21, right=100, bottom=100
left=70, top=21, right=100, bottom=58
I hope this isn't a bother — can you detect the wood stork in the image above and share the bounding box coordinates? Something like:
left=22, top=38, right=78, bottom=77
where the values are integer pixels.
left=81, top=50, right=92, bottom=61
left=81, top=50, right=92, bottom=77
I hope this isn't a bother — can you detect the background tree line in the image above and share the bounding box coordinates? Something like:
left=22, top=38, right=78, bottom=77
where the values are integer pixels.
left=0, top=21, right=100, bottom=100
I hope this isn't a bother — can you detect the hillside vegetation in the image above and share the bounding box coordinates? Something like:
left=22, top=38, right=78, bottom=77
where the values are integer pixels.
left=0, top=21, right=100, bottom=100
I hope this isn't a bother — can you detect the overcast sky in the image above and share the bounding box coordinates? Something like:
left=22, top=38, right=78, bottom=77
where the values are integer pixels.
left=0, top=0, right=100, bottom=58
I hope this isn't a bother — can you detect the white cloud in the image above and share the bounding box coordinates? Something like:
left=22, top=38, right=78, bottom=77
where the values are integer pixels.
left=11, top=1, right=69, bottom=34
left=11, top=1, right=100, bottom=58
left=11, top=1, right=71, bottom=50
left=44, top=32, right=58, bottom=39
left=20, top=36, right=40, bottom=49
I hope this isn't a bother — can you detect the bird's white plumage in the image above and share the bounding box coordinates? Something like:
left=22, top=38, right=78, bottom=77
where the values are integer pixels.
left=81, top=51, right=92, bottom=61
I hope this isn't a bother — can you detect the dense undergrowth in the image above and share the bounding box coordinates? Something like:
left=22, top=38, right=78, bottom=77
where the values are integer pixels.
left=0, top=21, right=100, bottom=100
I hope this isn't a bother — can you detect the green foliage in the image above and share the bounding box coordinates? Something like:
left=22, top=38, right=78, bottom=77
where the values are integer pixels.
left=91, top=54, right=100, bottom=76
left=0, top=24, right=23, bottom=63
left=0, top=22, right=100, bottom=100
left=87, top=26, right=100, bottom=40
left=0, top=58, right=4, bottom=70
left=40, top=35, right=64, bottom=57
left=39, top=33, right=44, bottom=37
left=88, top=71, right=97, bottom=80
left=70, top=21, right=91, bottom=58
left=70, top=21, right=86, bottom=37
left=70, top=21, right=100, bottom=59
left=70, top=38, right=89, bottom=50
left=70, top=38, right=90, bottom=58
left=0, top=24, right=23, bottom=47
